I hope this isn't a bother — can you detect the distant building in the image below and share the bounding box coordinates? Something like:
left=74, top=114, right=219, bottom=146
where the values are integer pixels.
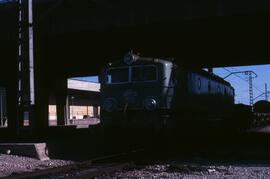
left=48, top=79, right=100, bottom=127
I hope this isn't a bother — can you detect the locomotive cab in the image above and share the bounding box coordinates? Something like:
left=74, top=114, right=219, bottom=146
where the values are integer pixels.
left=99, top=52, right=177, bottom=131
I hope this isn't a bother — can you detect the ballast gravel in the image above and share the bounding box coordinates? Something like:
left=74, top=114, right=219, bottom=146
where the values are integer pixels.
left=106, top=162, right=270, bottom=179
left=2, top=154, right=270, bottom=178
left=0, top=154, right=73, bottom=177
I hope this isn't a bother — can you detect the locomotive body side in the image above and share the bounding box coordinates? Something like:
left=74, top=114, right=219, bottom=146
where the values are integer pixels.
left=179, top=70, right=234, bottom=120
left=99, top=53, right=235, bottom=134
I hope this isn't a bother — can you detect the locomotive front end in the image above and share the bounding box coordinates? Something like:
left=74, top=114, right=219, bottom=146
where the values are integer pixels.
left=99, top=52, right=175, bottom=133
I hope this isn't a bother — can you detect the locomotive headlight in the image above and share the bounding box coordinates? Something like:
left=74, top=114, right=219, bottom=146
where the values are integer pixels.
left=123, top=52, right=139, bottom=65
left=143, top=98, right=157, bottom=111
left=103, top=98, right=117, bottom=112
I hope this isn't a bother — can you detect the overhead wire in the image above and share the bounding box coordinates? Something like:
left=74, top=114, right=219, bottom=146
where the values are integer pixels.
left=229, top=67, right=264, bottom=93
left=222, top=67, right=264, bottom=93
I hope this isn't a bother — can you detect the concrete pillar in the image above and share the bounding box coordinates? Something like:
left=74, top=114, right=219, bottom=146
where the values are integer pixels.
left=66, top=96, right=70, bottom=124
left=55, top=79, right=67, bottom=126
left=93, top=105, right=99, bottom=118
left=6, top=81, right=17, bottom=135
left=34, top=74, right=49, bottom=135
left=0, top=87, right=7, bottom=127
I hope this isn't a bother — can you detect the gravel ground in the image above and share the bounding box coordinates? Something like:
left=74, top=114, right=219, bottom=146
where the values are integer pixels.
left=105, top=161, right=270, bottom=179
left=0, top=154, right=73, bottom=178
left=2, top=154, right=270, bottom=178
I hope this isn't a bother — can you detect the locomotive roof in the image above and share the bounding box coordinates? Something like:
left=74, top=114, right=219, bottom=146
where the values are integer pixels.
left=192, top=69, right=232, bottom=87
left=106, top=57, right=232, bottom=87
left=107, top=57, right=172, bottom=67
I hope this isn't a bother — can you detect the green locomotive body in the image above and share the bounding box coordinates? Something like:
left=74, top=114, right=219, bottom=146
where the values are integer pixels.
left=99, top=52, right=235, bottom=134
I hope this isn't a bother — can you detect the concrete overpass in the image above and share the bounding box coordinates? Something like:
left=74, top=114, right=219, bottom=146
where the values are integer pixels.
left=34, top=0, right=270, bottom=76
left=0, top=0, right=270, bottom=136
left=2, top=1, right=270, bottom=74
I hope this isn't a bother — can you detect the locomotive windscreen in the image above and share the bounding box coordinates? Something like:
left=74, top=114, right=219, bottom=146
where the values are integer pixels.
left=132, top=66, right=157, bottom=82
left=106, top=67, right=129, bottom=84
left=106, top=66, right=157, bottom=84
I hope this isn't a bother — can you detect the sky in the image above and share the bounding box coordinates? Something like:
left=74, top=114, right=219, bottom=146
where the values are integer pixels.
left=0, top=0, right=14, bottom=3
left=213, top=65, right=270, bottom=105
left=72, top=65, right=270, bottom=106
left=72, top=76, right=99, bottom=83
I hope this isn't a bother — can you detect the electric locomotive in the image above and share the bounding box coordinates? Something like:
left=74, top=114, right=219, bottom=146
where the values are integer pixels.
left=99, top=52, right=235, bottom=135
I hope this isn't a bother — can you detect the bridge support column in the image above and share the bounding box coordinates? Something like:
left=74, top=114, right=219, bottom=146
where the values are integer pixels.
left=6, top=80, right=18, bottom=137
left=56, top=79, right=68, bottom=126
left=93, top=105, right=99, bottom=118
left=34, top=81, right=49, bottom=135
left=66, top=96, right=70, bottom=124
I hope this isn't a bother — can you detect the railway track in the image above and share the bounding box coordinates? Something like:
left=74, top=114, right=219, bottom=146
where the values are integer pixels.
left=4, top=149, right=144, bottom=179
left=3, top=131, right=270, bottom=179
